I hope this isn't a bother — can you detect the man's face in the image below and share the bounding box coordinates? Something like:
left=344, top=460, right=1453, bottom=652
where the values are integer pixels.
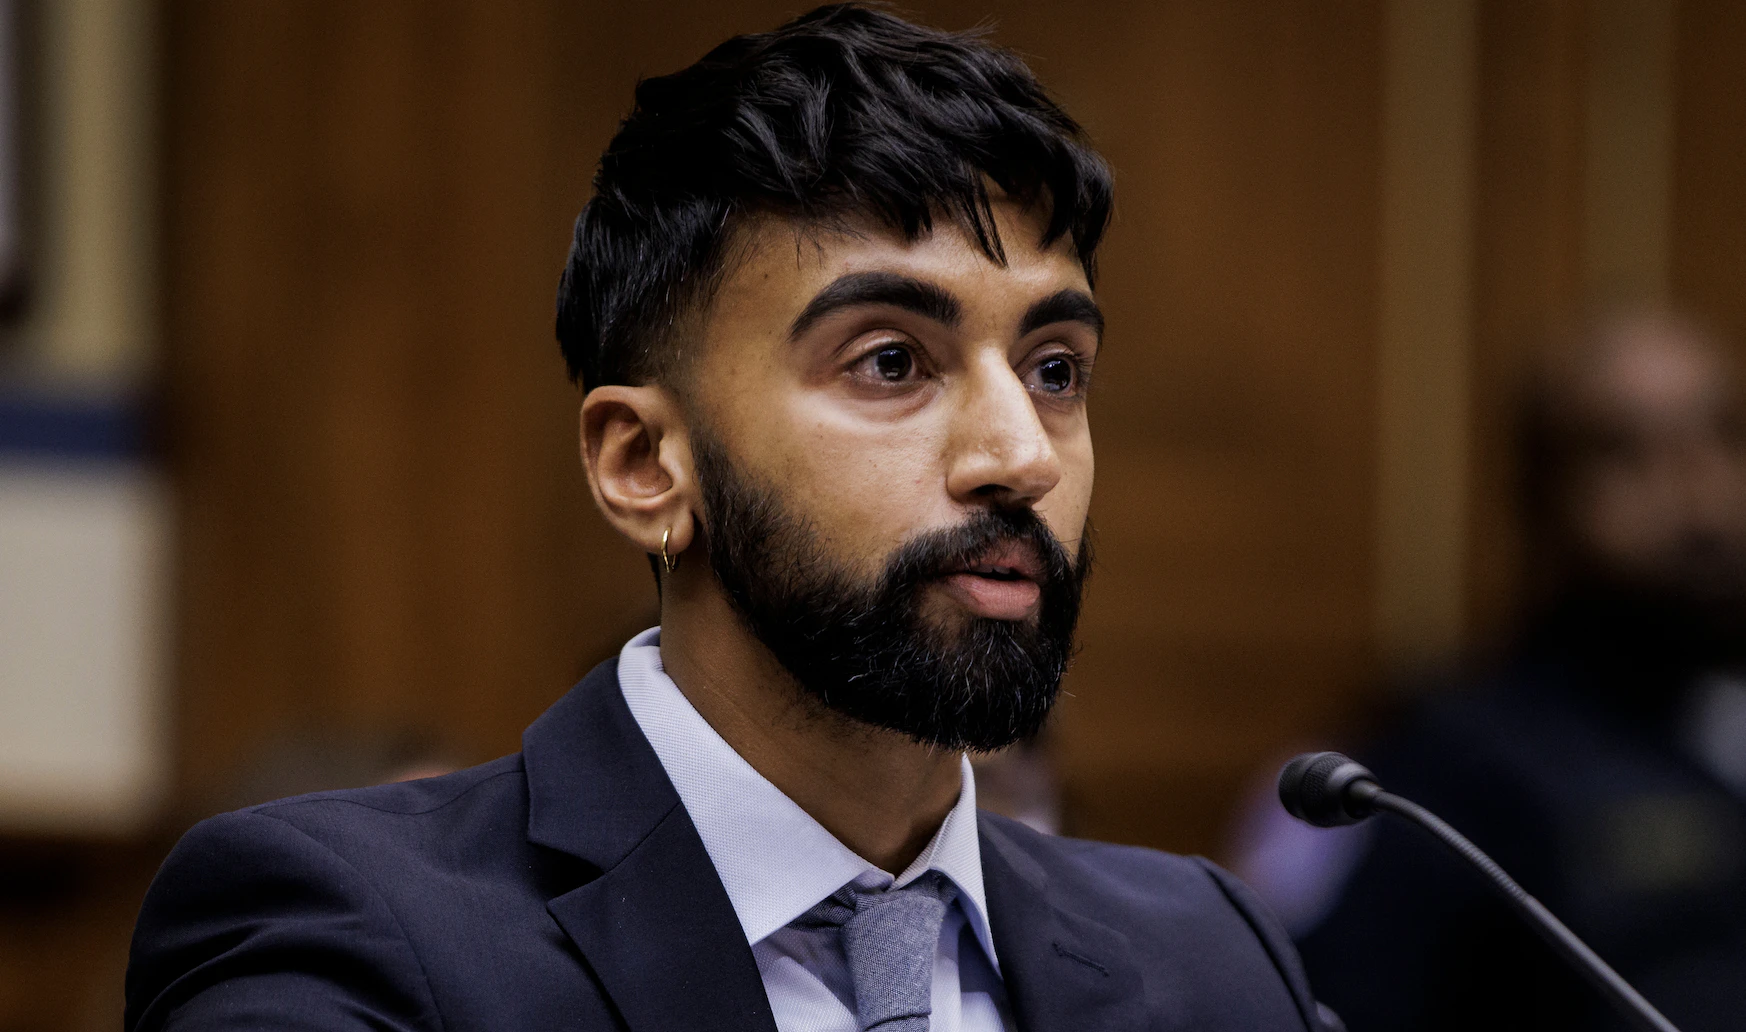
left=1562, top=324, right=1746, bottom=604
left=683, top=199, right=1099, bottom=748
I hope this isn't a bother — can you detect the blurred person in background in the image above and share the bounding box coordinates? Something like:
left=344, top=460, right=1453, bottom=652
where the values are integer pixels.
left=1238, top=310, right=1746, bottom=1031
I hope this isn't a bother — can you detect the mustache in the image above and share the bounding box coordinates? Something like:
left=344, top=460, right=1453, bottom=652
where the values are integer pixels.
left=881, top=507, right=1088, bottom=591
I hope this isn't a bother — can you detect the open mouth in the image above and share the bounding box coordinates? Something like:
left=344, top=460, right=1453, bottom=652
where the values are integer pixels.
left=949, top=540, right=1043, bottom=583
left=937, top=540, right=1044, bottom=619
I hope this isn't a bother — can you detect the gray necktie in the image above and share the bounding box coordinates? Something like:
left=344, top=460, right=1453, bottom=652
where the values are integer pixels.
left=800, top=871, right=958, bottom=1031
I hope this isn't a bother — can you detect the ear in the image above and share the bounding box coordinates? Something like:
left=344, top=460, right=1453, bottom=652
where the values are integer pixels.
left=580, top=385, right=698, bottom=561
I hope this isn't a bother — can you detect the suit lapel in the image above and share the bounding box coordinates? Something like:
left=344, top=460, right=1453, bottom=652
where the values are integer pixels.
left=524, top=661, right=777, bottom=1032
left=524, top=661, right=1153, bottom=1032
left=980, top=817, right=1147, bottom=1032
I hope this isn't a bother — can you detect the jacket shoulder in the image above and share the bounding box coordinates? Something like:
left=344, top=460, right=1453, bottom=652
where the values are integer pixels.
left=126, top=753, right=538, bottom=1031
left=983, top=812, right=1250, bottom=912
left=246, top=752, right=527, bottom=824
left=981, top=813, right=1324, bottom=1029
left=127, top=802, right=449, bottom=1030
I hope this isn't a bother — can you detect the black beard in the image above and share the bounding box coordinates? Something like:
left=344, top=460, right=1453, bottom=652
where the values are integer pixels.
left=693, top=433, right=1091, bottom=751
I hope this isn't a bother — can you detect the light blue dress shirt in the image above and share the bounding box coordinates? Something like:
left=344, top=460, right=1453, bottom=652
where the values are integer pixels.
left=616, top=627, right=1011, bottom=1032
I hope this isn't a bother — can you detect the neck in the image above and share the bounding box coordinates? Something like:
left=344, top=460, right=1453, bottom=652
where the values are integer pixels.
left=658, top=581, right=963, bottom=874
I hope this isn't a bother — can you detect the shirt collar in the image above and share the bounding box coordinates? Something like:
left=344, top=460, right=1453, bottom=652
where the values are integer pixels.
left=615, top=627, right=997, bottom=967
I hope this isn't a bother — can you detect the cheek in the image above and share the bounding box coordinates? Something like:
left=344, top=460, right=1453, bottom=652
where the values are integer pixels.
left=733, top=395, right=954, bottom=563
left=1577, top=467, right=1670, bottom=560
left=1039, top=425, right=1094, bottom=556
left=714, top=387, right=1095, bottom=564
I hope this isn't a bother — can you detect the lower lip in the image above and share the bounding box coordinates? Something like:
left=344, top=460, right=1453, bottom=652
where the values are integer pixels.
left=938, top=573, right=1042, bottom=620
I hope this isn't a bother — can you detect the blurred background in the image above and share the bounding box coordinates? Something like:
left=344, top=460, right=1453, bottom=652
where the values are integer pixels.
left=3, top=0, right=1745, bottom=1028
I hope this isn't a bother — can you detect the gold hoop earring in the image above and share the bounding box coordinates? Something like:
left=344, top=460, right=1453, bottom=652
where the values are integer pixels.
left=660, top=527, right=680, bottom=574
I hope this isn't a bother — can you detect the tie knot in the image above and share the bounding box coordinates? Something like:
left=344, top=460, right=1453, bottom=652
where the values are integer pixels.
left=801, top=870, right=957, bottom=928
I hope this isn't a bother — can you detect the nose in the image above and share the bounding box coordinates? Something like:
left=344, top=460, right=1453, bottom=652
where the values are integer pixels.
left=944, top=354, right=1062, bottom=507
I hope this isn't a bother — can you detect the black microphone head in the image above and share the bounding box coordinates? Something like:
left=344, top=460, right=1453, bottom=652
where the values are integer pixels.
left=1278, top=751, right=1381, bottom=827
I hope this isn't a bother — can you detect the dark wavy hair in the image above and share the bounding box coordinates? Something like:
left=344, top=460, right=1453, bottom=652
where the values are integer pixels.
left=555, top=3, right=1114, bottom=390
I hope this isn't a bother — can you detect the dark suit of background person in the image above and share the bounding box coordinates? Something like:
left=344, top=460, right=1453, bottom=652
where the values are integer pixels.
left=127, top=659, right=1324, bottom=1031
left=1279, top=313, right=1746, bottom=1032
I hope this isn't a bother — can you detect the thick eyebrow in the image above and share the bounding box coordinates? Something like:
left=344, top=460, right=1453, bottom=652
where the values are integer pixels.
left=787, top=271, right=962, bottom=340
left=1019, top=289, right=1105, bottom=341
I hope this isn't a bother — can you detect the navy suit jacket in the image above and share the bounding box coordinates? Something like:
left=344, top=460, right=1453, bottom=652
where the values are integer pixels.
left=128, top=661, right=1322, bottom=1030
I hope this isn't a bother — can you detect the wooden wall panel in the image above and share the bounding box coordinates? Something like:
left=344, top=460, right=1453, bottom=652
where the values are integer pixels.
left=1672, top=0, right=1746, bottom=345
left=163, top=1, right=660, bottom=808
left=1463, top=0, right=1588, bottom=642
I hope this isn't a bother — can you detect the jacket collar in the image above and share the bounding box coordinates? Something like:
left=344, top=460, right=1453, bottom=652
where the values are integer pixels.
left=523, top=660, right=778, bottom=1032
left=523, top=659, right=1148, bottom=1032
left=979, top=816, right=1148, bottom=1031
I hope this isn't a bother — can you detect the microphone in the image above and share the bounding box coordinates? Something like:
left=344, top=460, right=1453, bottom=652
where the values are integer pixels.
left=1278, top=751, right=1683, bottom=1032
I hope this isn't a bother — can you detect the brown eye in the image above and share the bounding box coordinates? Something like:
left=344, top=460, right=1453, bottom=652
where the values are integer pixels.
left=1034, top=356, right=1076, bottom=393
left=871, top=346, right=914, bottom=381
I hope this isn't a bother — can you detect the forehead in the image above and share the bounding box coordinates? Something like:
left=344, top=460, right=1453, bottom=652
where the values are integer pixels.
left=1581, top=330, right=1732, bottom=424
left=711, top=201, right=1091, bottom=328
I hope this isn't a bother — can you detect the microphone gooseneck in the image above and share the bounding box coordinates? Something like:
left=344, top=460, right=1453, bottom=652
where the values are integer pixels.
left=1277, top=751, right=1683, bottom=1032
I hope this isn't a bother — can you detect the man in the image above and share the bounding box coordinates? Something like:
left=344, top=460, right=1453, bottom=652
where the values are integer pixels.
left=1268, top=312, right=1746, bottom=1032
left=127, top=7, right=1326, bottom=1030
